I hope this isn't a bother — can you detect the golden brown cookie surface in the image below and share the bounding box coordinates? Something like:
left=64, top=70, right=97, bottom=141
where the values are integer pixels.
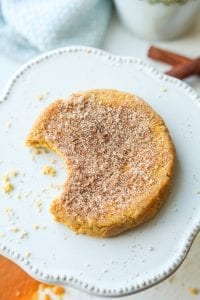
left=26, top=89, right=175, bottom=237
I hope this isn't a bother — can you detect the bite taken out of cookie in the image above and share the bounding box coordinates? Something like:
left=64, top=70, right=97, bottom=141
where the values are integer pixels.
left=26, top=89, right=175, bottom=237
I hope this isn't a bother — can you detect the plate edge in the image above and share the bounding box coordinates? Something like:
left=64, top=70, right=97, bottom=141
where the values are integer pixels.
left=0, top=45, right=200, bottom=297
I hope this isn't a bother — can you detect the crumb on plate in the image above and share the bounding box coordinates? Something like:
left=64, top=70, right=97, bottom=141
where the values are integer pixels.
left=188, top=287, right=199, bottom=296
left=34, top=148, right=41, bottom=155
left=36, top=92, right=49, bottom=101
left=2, top=182, right=14, bottom=193
left=51, top=159, right=57, bottom=164
left=33, top=224, right=40, bottom=230
left=24, top=251, right=31, bottom=259
left=3, top=175, right=9, bottom=182
left=10, top=170, right=18, bottom=177
left=10, top=226, right=20, bottom=232
left=35, top=197, right=42, bottom=212
left=42, top=166, right=56, bottom=177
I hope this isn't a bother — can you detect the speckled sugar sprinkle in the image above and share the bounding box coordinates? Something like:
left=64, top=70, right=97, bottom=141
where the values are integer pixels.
left=43, top=94, right=171, bottom=219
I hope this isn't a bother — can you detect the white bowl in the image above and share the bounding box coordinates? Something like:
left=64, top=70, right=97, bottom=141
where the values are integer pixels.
left=114, top=0, right=200, bottom=40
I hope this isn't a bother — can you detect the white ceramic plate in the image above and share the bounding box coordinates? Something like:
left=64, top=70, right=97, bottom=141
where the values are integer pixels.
left=0, top=47, right=200, bottom=297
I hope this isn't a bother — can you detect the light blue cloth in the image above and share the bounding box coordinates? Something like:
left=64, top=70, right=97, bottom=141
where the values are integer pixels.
left=0, top=0, right=112, bottom=61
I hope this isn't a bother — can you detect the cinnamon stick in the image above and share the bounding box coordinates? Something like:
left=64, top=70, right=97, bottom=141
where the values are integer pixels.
left=165, top=58, right=200, bottom=79
left=148, top=46, right=192, bottom=66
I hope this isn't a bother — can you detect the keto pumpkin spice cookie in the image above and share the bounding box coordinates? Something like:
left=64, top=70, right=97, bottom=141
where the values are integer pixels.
left=26, top=89, right=175, bottom=237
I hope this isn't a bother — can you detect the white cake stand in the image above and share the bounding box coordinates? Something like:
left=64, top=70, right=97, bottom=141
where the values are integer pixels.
left=0, top=47, right=200, bottom=297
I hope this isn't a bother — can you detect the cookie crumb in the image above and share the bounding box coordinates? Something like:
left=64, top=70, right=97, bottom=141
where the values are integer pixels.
left=188, top=287, right=199, bottom=296
left=35, top=197, right=42, bottom=212
left=36, top=92, right=49, bottom=101
left=51, top=286, right=65, bottom=295
left=10, top=170, right=18, bottom=177
left=10, top=226, right=19, bottom=232
left=34, top=148, right=41, bottom=155
left=42, top=166, right=56, bottom=176
left=36, top=94, right=44, bottom=101
left=3, top=175, right=9, bottom=182
left=50, top=183, right=61, bottom=190
left=51, top=159, right=57, bottom=164
left=2, top=182, right=14, bottom=193
left=33, top=224, right=40, bottom=230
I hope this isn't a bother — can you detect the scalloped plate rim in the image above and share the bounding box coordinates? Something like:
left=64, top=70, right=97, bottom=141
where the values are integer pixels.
left=0, top=46, right=200, bottom=297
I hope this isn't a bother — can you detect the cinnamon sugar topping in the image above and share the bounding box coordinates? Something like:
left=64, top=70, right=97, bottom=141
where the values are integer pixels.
left=43, top=94, right=171, bottom=220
